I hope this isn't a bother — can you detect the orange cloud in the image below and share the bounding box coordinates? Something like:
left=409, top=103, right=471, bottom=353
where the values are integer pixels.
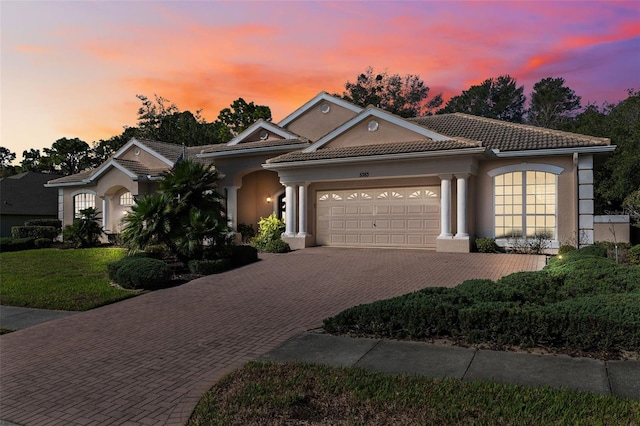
left=14, top=44, right=47, bottom=53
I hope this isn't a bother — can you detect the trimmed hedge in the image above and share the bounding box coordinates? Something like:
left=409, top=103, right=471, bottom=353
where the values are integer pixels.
left=24, top=219, right=62, bottom=230
left=324, top=250, right=640, bottom=354
left=188, top=259, right=231, bottom=275
left=0, top=237, right=35, bottom=252
left=108, top=256, right=171, bottom=290
left=11, top=226, right=58, bottom=240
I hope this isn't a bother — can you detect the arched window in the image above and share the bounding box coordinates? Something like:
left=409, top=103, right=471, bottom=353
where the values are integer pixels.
left=73, top=193, right=95, bottom=218
left=494, top=171, right=557, bottom=239
left=120, top=191, right=134, bottom=206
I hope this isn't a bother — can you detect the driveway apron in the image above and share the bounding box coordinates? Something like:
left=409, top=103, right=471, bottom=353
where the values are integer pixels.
left=0, top=248, right=544, bottom=425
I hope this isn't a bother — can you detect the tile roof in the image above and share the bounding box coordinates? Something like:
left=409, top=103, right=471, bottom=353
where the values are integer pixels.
left=135, top=139, right=186, bottom=162
left=410, top=113, right=610, bottom=151
left=200, top=138, right=310, bottom=154
left=1, top=172, right=63, bottom=215
left=267, top=139, right=481, bottom=164
left=46, top=168, right=96, bottom=185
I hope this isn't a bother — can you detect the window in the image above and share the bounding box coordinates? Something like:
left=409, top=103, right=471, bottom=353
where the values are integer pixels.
left=120, top=191, right=134, bottom=206
left=73, top=193, right=95, bottom=218
left=494, top=171, right=556, bottom=239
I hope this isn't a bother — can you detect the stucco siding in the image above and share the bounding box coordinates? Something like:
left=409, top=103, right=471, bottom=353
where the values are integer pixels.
left=119, top=146, right=170, bottom=169
left=323, top=119, right=430, bottom=149
left=237, top=170, right=282, bottom=229
left=476, top=156, right=575, bottom=244
left=285, top=102, right=359, bottom=142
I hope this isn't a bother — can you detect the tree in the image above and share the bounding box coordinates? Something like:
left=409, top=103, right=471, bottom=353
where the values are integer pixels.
left=92, top=127, right=142, bottom=166
left=43, top=137, right=93, bottom=175
left=20, top=148, right=55, bottom=173
left=216, top=98, right=271, bottom=136
left=439, top=75, right=526, bottom=122
left=341, top=67, right=443, bottom=117
left=120, top=159, right=229, bottom=263
left=0, top=146, right=18, bottom=176
left=134, top=94, right=237, bottom=145
left=559, top=90, right=640, bottom=213
left=528, top=77, right=581, bottom=128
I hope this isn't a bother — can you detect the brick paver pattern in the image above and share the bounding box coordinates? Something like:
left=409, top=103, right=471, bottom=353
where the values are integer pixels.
left=0, top=248, right=545, bottom=425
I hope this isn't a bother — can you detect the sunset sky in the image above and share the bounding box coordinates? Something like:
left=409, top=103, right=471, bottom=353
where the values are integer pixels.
left=2, top=1, right=639, bottom=162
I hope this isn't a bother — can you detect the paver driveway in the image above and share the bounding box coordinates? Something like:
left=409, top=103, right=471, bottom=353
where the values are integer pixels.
left=0, top=248, right=544, bottom=425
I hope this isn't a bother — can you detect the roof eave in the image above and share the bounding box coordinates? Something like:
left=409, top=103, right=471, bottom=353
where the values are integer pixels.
left=198, top=143, right=310, bottom=158
left=263, top=147, right=488, bottom=169
left=493, top=145, right=616, bottom=158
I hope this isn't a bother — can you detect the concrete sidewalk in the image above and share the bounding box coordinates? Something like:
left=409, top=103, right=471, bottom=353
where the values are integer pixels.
left=0, top=306, right=77, bottom=331
left=261, top=332, right=640, bottom=400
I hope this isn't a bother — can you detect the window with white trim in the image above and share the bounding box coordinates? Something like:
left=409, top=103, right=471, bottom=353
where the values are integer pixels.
left=73, top=193, right=95, bottom=218
left=494, top=171, right=556, bottom=239
left=120, top=191, right=134, bottom=206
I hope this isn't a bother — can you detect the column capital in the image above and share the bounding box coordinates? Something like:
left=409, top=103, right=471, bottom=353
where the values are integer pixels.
left=454, top=173, right=470, bottom=180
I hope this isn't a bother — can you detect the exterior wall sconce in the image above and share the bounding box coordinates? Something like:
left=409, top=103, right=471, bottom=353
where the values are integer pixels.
left=266, top=195, right=272, bottom=203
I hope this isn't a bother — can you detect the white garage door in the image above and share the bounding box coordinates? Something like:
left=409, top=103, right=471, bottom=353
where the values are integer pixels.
left=316, top=187, right=440, bottom=248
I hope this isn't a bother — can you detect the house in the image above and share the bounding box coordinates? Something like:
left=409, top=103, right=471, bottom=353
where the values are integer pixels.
left=1, top=172, right=63, bottom=237
left=46, top=92, right=616, bottom=252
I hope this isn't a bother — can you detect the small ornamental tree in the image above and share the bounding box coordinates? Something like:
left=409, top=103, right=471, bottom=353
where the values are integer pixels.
left=63, top=207, right=104, bottom=247
left=120, top=159, right=229, bottom=263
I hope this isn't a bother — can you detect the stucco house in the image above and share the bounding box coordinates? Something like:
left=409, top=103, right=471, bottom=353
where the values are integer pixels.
left=46, top=92, right=616, bottom=252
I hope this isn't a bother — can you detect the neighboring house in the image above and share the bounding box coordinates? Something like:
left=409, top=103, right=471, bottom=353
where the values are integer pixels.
left=1, top=172, right=63, bottom=237
left=46, top=92, right=616, bottom=252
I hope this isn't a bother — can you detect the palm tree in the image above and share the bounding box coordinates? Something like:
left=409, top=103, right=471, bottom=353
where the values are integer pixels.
left=120, top=159, right=229, bottom=263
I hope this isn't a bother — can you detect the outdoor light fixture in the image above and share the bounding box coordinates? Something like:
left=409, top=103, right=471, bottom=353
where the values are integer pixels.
left=266, top=195, right=272, bottom=203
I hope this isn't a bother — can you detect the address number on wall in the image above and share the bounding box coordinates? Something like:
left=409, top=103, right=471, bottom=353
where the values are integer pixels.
left=359, top=172, right=370, bottom=177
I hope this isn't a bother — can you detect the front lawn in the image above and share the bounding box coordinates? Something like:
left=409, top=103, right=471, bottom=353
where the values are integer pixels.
left=0, top=247, right=136, bottom=311
left=323, top=246, right=640, bottom=358
left=188, top=361, right=640, bottom=425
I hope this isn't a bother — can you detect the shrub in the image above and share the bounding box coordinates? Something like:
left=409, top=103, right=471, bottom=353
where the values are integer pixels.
left=34, top=238, right=53, bottom=249
left=263, top=239, right=291, bottom=253
left=495, top=271, right=562, bottom=305
left=24, top=219, right=62, bottom=230
left=475, top=237, right=499, bottom=253
left=188, top=259, right=231, bottom=275
left=629, top=244, right=640, bottom=265
left=110, top=256, right=171, bottom=290
left=11, top=226, right=58, bottom=240
left=0, top=237, right=35, bottom=252
left=455, top=279, right=506, bottom=303
left=237, top=223, right=256, bottom=243
left=542, top=293, right=640, bottom=351
left=576, top=244, right=607, bottom=258
left=144, top=244, right=169, bottom=259
left=252, top=214, right=290, bottom=253
left=230, top=245, right=259, bottom=267
left=557, top=245, right=576, bottom=255
left=63, top=208, right=104, bottom=248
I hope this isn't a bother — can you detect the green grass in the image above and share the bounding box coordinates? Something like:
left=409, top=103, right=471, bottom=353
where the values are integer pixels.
left=0, top=247, right=136, bottom=311
left=188, top=361, right=640, bottom=425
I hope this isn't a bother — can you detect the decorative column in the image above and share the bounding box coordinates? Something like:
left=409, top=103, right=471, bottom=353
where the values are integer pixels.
left=297, top=183, right=308, bottom=236
left=101, top=196, right=108, bottom=230
left=455, top=174, right=469, bottom=238
left=225, top=186, right=239, bottom=231
left=284, top=184, right=297, bottom=237
left=439, top=175, right=452, bottom=237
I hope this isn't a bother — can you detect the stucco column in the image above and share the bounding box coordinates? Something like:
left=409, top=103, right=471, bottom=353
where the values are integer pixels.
left=297, top=184, right=308, bottom=236
left=284, top=184, right=297, bottom=237
left=225, top=186, right=239, bottom=231
left=439, top=175, right=452, bottom=237
left=101, top=197, right=108, bottom=230
left=455, top=174, right=469, bottom=238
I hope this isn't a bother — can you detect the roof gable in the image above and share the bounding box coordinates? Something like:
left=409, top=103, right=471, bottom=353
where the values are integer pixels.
left=113, top=138, right=177, bottom=166
left=278, top=92, right=363, bottom=127
left=227, top=120, right=301, bottom=146
left=304, top=107, right=452, bottom=153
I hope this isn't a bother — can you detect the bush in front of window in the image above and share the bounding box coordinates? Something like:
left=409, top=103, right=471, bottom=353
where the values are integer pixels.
left=24, top=219, right=62, bottom=231
left=63, top=207, right=104, bottom=248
